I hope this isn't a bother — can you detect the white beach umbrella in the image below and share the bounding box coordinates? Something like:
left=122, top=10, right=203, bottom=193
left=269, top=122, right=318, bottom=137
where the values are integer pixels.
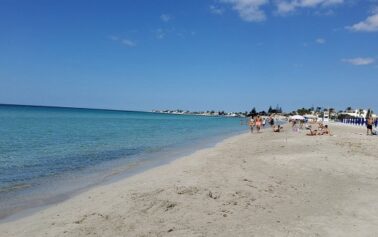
left=303, top=114, right=317, bottom=119
left=290, top=115, right=305, bottom=120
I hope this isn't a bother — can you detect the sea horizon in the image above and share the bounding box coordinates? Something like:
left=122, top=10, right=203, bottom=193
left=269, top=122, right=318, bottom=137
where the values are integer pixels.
left=0, top=103, right=150, bottom=114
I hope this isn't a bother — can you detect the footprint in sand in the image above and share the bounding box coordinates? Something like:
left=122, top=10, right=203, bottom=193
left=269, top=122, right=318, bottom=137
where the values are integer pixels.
left=175, top=186, right=200, bottom=195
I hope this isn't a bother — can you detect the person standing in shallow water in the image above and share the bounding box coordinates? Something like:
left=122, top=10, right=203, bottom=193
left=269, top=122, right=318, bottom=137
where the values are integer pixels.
left=249, top=117, right=255, bottom=133
left=367, top=116, right=374, bottom=135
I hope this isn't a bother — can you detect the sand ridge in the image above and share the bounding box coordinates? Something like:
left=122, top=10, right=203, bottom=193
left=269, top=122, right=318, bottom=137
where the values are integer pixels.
left=1, top=124, right=378, bottom=236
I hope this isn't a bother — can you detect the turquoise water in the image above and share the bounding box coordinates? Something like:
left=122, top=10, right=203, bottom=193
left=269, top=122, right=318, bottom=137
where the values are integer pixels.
left=0, top=104, right=245, bottom=218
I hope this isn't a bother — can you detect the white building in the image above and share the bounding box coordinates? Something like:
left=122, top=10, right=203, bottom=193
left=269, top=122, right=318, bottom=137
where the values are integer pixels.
left=343, top=109, right=376, bottom=118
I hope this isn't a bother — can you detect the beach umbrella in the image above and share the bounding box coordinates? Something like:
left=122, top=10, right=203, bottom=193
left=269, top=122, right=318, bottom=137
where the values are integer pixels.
left=304, top=115, right=317, bottom=118
left=291, top=115, right=305, bottom=120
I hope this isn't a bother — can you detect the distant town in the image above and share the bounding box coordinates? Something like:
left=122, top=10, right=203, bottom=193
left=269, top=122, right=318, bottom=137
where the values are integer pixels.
left=152, top=106, right=377, bottom=120
left=152, top=109, right=245, bottom=117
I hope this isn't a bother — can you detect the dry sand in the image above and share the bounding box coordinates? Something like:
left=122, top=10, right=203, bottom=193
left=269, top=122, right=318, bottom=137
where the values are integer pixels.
left=1, top=123, right=378, bottom=237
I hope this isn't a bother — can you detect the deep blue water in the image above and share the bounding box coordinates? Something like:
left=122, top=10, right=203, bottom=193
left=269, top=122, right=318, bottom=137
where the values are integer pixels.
left=0, top=104, right=245, bottom=218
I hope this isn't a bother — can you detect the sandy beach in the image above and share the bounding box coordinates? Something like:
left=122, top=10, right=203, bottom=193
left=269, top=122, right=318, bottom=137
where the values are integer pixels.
left=1, top=123, right=378, bottom=237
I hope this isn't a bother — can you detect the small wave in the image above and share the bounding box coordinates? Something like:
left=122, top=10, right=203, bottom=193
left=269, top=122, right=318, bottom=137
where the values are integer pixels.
left=0, top=183, right=32, bottom=193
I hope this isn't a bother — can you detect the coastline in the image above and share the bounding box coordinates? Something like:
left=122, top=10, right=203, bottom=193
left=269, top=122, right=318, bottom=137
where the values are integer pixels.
left=1, top=124, right=378, bottom=236
left=0, top=128, right=246, bottom=222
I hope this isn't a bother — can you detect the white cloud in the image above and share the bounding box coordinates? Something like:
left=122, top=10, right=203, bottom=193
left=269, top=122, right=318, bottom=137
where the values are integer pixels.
left=276, top=1, right=296, bottom=13
left=210, top=5, right=225, bottom=15
left=220, top=0, right=269, bottom=22
left=109, top=36, right=137, bottom=47
left=121, top=39, right=136, bottom=47
left=218, top=0, right=343, bottom=21
left=315, top=38, right=326, bottom=44
left=346, top=13, right=378, bottom=32
left=160, top=14, right=172, bottom=22
left=342, top=57, right=375, bottom=65
left=275, top=0, right=344, bottom=14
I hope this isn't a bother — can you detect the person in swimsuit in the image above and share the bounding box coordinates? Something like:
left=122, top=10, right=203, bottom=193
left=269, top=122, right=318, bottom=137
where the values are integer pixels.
left=255, top=116, right=262, bottom=132
left=318, top=125, right=331, bottom=135
left=367, top=117, right=374, bottom=135
left=273, top=125, right=282, bottom=132
left=269, top=116, right=274, bottom=127
left=306, top=129, right=318, bottom=136
left=249, top=117, right=255, bottom=133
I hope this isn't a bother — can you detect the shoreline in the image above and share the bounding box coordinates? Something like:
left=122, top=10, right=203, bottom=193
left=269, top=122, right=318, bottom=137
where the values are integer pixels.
left=1, top=123, right=378, bottom=236
left=0, top=129, right=247, bottom=222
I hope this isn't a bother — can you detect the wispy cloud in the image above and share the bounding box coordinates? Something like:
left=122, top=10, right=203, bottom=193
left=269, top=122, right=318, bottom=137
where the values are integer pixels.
left=109, top=35, right=136, bottom=47
left=342, top=57, right=375, bottom=65
left=346, top=9, right=378, bottom=32
left=218, top=0, right=343, bottom=22
left=109, top=35, right=119, bottom=41
left=177, top=30, right=196, bottom=39
left=155, top=28, right=166, bottom=39
left=121, top=39, right=136, bottom=47
left=276, top=0, right=344, bottom=15
left=220, top=0, right=269, bottom=22
left=160, top=14, right=172, bottom=22
left=314, top=9, right=335, bottom=16
left=209, top=5, right=225, bottom=15
left=315, top=38, right=326, bottom=44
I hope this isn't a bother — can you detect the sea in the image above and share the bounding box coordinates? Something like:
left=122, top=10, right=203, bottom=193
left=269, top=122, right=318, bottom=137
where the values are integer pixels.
left=0, top=104, right=246, bottom=220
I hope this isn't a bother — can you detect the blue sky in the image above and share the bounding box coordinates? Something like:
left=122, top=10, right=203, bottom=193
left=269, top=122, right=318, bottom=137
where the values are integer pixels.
left=1, top=0, right=378, bottom=112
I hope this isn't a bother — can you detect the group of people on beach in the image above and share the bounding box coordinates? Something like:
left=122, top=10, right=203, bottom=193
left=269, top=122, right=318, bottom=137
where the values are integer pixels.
left=246, top=114, right=377, bottom=137
left=248, top=115, right=281, bottom=133
left=289, top=118, right=332, bottom=136
left=248, top=115, right=263, bottom=133
left=305, top=123, right=331, bottom=136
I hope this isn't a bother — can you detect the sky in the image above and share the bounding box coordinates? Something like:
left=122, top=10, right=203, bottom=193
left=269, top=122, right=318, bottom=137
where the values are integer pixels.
left=1, top=0, right=378, bottom=113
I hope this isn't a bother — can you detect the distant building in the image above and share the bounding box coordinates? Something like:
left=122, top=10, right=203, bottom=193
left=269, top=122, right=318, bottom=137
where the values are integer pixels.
left=341, top=109, right=376, bottom=118
left=323, top=111, right=329, bottom=122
